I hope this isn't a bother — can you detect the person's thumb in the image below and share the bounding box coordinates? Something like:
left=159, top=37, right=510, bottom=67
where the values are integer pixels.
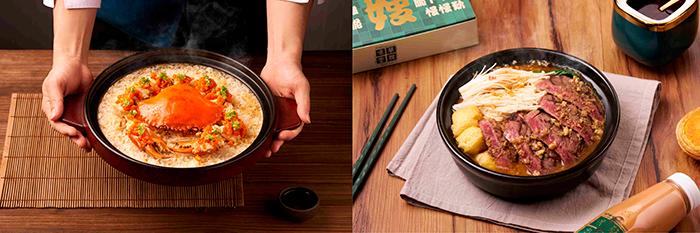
left=294, top=83, right=311, bottom=124
left=46, top=83, right=65, bottom=121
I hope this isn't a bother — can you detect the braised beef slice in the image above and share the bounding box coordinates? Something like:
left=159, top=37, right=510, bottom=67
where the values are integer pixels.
left=523, top=110, right=582, bottom=165
left=478, top=119, right=518, bottom=169
left=502, top=115, right=543, bottom=175
left=541, top=150, right=561, bottom=171
left=539, top=94, right=601, bottom=144
left=536, top=75, right=603, bottom=121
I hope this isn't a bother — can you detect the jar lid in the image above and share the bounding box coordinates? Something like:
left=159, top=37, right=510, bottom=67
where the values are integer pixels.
left=614, top=0, right=698, bottom=32
left=668, top=172, right=700, bottom=210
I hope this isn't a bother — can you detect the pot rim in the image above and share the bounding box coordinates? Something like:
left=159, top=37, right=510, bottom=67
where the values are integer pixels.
left=83, top=48, right=277, bottom=171
left=436, top=47, right=621, bottom=182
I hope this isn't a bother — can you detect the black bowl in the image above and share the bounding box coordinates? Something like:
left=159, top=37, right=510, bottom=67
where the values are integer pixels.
left=436, top=48, right=620, bottom=200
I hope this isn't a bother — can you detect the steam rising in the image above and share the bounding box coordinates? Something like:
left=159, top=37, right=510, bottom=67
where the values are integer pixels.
left=179, top=1, right=252, bottom=62
left=94, top=1, right=264, bottom=62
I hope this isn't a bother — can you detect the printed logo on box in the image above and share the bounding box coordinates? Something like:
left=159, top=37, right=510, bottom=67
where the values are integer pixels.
left=375, top=45, right=398, bottom=65
left=352, top=0, right=475, bottom=48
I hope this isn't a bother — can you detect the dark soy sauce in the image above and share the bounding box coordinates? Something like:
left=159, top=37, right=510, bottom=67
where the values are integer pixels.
left=281, top=188, right=318, bottom=210
left=628, top=0, right=686, bottom=20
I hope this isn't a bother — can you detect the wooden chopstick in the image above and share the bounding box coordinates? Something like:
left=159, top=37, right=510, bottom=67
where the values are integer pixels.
left=353, top=84, right=416, bottom=200
left=660, top=0, right=680, bottom=11
left=352, top=94, right=399, bottom=181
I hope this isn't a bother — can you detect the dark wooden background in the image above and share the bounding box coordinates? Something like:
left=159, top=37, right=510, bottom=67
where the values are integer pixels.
left=0, top=50, right=351, bottom=232
left=0, top=1, right=350, bottom=51
left=353, top=0, right=700, bottom=232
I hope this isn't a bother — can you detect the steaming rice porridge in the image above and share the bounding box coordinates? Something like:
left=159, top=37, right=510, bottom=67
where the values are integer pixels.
left=98, top=63, right=263, bottom=168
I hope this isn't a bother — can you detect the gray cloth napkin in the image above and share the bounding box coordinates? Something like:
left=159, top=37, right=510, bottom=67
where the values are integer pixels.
left=386, top=72, right=661, bottom=232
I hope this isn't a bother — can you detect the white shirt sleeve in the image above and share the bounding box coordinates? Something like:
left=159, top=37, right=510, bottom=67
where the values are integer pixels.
left=43, top=0, right=319, bottom=9
left=281, top=0, right=325, bottom=5
left=43, top=0, right=101, bottom=9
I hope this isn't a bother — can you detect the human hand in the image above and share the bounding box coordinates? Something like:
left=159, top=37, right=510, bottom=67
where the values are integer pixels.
left=41, top=58, right=93, bottom=150
left=260, top=59, right=311, bottom=157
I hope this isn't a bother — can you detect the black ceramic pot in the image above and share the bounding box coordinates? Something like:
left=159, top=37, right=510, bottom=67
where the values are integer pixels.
left=436, top=48, right=620, bottom=200
left=60, top=48, right=301, bottom=186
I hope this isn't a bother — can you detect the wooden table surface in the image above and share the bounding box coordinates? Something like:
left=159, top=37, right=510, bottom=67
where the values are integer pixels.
left=352, top=0, right=700, bottom=232
left=0, top=50, right=351, bottom=232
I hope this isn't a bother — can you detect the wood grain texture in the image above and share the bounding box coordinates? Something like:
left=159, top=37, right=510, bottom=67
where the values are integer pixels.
left=352, top=0, right=700, bottom=232
left=0, top=50, right=351, bottom=232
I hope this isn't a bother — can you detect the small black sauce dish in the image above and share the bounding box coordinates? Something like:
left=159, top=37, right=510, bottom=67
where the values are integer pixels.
left=436, top=48, right=620, bottom=201
left=278, top=187, right=319, bottom=221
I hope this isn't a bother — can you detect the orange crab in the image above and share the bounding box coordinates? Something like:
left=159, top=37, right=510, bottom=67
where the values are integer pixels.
left=126, top=122, right=169, bottom=159
left=138, top=83, right=223, bottom=131
left=118, top=73, right=247, bottom=160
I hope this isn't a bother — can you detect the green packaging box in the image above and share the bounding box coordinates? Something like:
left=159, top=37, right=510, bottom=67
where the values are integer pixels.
left=352, top=0, right=479, bottom=73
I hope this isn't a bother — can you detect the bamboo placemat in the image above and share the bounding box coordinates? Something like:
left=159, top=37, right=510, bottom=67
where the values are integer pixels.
left=0, top=93, right=244, bottom=208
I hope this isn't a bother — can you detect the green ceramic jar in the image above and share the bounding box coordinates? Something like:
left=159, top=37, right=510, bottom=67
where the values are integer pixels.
left=612, top=0, right=698, bottom=66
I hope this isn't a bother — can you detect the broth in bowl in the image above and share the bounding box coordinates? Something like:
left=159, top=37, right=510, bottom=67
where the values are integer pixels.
left=451, top=61, right=604, bottom=176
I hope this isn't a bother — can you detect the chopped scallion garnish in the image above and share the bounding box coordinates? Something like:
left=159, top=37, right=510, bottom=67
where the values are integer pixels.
left=175, top=73, right=186, bottom=80
left=203, top=75, right=211, bottom=86
left=137, top=124, right=145, bottom=135
left=552, top=69, right=575, bottom=77
left=225, top=110, right=237, bottom=120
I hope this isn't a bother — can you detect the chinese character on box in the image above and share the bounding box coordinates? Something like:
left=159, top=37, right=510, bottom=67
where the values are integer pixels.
left=352, top=0, right=478, bottom=73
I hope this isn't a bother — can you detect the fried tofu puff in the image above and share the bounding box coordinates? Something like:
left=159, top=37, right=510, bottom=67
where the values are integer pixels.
left=474, top=151, right=497, bottom=170
left=456, top=126, right=486, bottom=155
left=451, top=105, right=483, bottom=136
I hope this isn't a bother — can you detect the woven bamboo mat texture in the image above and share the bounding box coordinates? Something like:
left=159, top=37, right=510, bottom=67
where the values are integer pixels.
left=0, top=93, right=244, bottom=208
